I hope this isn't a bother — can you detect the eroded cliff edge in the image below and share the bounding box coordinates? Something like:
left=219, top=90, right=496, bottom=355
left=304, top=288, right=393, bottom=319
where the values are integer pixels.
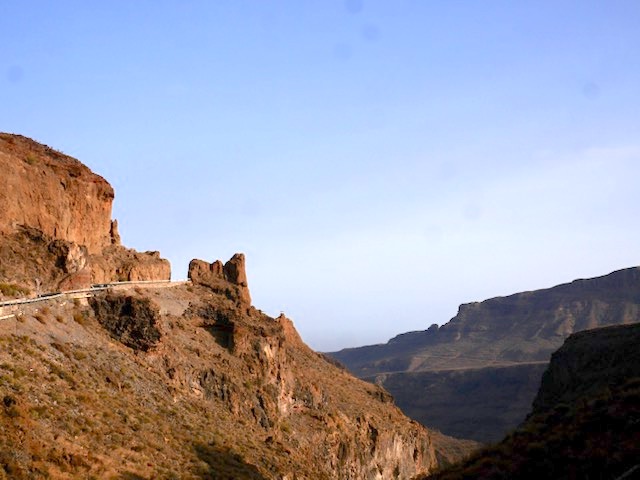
left=0, top=133, right=170, bottom=295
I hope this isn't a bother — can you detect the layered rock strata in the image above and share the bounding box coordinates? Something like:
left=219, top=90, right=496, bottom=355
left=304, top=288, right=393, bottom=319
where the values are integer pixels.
left=0, top=133, right=115, bottom=253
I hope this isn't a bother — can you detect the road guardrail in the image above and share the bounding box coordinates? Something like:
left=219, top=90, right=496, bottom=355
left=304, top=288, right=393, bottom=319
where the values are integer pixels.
left=0, top=279, right=191, bottom=313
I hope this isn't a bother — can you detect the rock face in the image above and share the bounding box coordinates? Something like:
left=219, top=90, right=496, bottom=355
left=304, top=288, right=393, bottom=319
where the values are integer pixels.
left=0, top=133, right=115, bottom=254
left=0, top=133, right=170, bottom=294
left=89, top=293, right=161, bottom=352
left=329, top=267, right=640, bottom=443
left=91, top=246, right=170, bottom=284
left=188, top=254, right=251, bottom=305
left=422, top=324, right=640, bottom=479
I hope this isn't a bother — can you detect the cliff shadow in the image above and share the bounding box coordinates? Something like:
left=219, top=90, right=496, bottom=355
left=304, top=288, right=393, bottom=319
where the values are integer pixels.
left=118, top=473, right=147, bottom=480
left=193, top=442, right=267, bottom=480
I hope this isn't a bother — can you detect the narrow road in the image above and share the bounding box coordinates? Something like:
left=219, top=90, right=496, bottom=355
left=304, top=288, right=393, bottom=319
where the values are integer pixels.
left=0, top=279, right=191, bottom=319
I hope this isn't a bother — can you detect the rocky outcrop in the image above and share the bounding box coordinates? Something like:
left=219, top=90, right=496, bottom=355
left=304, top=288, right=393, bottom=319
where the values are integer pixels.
left=188, top=254, right=251, bottom=305
left=89, top=293, right=161, bottom=352
left=91, top=246, right=171, bottom=284
left=0, top=133, right=116, bottom=253
left=329, top=266, right=640, bottom=443
left=422, top=324, right=640, bottom=479
left=0, top=226, right=91, bottom=295
left=0, top=133, right=170, bottom=294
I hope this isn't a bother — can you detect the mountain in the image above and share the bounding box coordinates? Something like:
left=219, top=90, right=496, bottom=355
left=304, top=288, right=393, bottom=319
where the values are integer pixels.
left=0, top=133, right=476, bottom=479
left=373, top=363, right=548, bottom=444
left=0, top=133, right=169, bottom=295
left=329, top=267, right=640, bottom=442
left=420, top=323, right=640, bottom=479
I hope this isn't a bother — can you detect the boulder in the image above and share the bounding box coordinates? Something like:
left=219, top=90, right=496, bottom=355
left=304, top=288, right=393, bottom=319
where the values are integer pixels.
left=189, top=254, right=251, bottom=305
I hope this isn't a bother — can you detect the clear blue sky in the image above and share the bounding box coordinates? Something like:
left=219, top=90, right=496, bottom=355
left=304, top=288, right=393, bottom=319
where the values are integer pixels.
left=2, top=1, right=640, bottom=351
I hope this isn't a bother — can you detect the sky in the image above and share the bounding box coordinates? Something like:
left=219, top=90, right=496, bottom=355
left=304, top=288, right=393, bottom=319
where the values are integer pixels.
left=2, top=1, right=640, bottom=351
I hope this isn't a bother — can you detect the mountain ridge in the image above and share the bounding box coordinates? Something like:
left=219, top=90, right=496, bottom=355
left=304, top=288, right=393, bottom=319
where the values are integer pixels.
left=332, top=265, right=640, bottom=375
left=329, top=265, right=640, bottom=442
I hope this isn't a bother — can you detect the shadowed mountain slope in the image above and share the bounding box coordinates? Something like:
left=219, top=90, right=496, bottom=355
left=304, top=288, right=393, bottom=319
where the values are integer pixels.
left=367, top=363, right=548, bottom=444
left=421, top=323, right=640, bottom=479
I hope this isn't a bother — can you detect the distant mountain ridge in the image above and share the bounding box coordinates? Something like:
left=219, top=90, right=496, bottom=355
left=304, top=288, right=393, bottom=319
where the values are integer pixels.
left=332, top=266, right=640, bottom=376
left=329, top=266, right=640, bottom=442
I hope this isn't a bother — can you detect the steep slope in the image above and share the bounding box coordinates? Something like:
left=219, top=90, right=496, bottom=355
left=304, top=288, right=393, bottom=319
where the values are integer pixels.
left=329, top=267, right=640, bottom=442
left=369, top=363, right=547, bottom=443
left=0, top=133, right=169, bottom=295
left=0, top=260, right=474, bottom=479
left=421, top=323, right=640, bottom=479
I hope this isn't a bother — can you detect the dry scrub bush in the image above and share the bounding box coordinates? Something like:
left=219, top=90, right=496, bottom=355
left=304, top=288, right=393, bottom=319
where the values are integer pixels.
left=0, top=283, right=30, bottom=297
left=73, top=311, right=86, bottom=325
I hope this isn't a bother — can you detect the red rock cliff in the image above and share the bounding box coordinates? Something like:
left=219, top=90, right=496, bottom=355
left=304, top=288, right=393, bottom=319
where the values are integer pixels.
left=0, top=133, right=170, bottom=294
left=0, top=134, right=116, bottom=254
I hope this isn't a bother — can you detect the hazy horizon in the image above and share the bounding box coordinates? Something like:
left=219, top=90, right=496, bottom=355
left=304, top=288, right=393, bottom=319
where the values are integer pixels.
left=2, top=1, right=640, bottom=351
